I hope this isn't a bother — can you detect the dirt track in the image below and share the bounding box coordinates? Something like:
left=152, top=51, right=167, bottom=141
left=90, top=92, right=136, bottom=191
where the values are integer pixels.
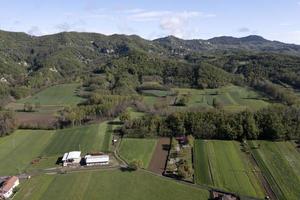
left=148, top=137, right=170, bottom=175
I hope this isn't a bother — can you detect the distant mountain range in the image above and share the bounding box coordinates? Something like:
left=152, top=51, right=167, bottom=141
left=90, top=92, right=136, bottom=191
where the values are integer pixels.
left=154, top=35, right=300, bottom=56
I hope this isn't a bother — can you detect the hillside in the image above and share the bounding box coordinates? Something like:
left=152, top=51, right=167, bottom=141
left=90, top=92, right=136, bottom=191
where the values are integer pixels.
left=1, top=30, right=300, bottom=105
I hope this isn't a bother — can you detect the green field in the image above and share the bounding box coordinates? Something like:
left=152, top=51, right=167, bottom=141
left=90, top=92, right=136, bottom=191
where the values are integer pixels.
left=143, top=96, right=159, bottom=106
left=140, top=89, right=174, bottom=97
left=127, top=107, right=145, bottom=119
left=249, top=141, right=300, bottom=200
left=14, top=170, right=210, bottom=200
left=0, top=122, right=111, bottom=175
left=194, top=140, right=265, bottom=198
left=175, top=85, right=270, bottom=111
left=17, top=83, right=83, bottom=106
left=119, top=138, right=157, bottom=168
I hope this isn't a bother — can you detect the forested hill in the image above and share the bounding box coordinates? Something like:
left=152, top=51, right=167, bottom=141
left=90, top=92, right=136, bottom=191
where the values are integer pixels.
left=1, top=29, right=300, bottom=103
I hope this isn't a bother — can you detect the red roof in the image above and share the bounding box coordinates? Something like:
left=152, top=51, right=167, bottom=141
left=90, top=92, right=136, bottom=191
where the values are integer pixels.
left=1, top=176, right=18, bottom=193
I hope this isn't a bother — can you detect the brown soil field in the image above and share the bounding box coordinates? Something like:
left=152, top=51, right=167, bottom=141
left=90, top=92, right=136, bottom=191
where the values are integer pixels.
left=148, top=137, right=170, bottom=175
left=16, top=112, right=57, bottom=128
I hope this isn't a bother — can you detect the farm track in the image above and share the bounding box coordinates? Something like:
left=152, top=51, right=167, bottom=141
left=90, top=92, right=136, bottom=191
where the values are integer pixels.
left=248, top=151, right=277, bottom=200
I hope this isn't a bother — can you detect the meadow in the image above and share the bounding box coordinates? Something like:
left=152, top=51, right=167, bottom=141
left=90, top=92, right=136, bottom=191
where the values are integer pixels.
left=194, top=140, right=265, bottom=198
left=14, top=170, right=210, bottom=200
left=249, top=141, right=300, bottom=200
left=17, top=83, right=83, bottom=106
left=140, top=89, right=174, bottom=97
left=175, top=85, right=270, bottom=111
left=0, top=122, right=111, bottom=175
left=140, top=85, right=271, bottom=112
left=119, top=138, right=157, bottom=168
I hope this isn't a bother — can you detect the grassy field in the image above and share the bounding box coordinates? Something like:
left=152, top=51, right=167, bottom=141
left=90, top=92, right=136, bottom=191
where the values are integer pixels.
left=127, top=107, right=145, bottom=119
left=140, top=89, right=174, bottom=97
left=17, top=83, right=83, bottom=106
left=14, top=170, right=210, bottom=200
left=0, top=129, right=54, bottom=175
left=249, top=141, right=300, bottom=200
left=143, top=96, right=159, bottom=106
left=0, top=122, right=111, bottom=175
left=194, top=140, right=265, bottom=198
left=119, top=138, right=157, bottom=168
left=175, top=85, right=270, bottom=111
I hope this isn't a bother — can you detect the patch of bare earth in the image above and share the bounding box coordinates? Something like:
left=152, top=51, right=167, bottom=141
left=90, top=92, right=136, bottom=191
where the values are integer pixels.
left=16, top=112, right=56, bottom=128
left=148, top=137, right=170, bottom=175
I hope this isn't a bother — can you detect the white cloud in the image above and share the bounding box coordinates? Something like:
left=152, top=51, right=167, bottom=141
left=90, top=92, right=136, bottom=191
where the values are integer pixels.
left=55, top=21, right=86, bottom=32
left=159, top=11, right=214, bottom=38
left=238, top=27, right=250, bottom=33
left=128, top=10, right=214, bottom=23
left=125, top=10, right=215, bottom=38
left=129, top=11, right=171, bottom=22
left=27, top=26, right=42, bottom=36
left=56, top=23, right=71, bottom=32
left=284, top=30, right=300, bottom=44
left=270, top=30, right=300, bottom=45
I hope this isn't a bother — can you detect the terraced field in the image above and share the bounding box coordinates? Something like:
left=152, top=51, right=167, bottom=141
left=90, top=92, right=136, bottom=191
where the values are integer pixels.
left=249, top=141, right=300, bottom=200
left=119, top=138, right=157, bottom=168
left=0, top=122, right=111, bottom=175
left=14, top=170, right=210, bottom=200
left=194, top=140, right=265, bottom=198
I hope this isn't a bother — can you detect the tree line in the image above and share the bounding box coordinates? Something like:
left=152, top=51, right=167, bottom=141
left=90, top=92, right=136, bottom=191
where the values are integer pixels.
left=121, top=105, right=300, bottom=140
left=0, top=109, right=17, bottom=137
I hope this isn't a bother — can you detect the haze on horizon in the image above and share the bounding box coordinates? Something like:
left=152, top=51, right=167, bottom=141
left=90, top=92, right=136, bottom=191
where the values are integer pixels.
left=0, top=0, right=300, bottom=44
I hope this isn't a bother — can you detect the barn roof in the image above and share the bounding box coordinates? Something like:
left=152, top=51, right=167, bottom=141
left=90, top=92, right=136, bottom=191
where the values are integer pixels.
left=0, top=176, right=18, bottom=193
left=62, top=151, right=81, bottom=161
left=85, top=155, right=109, bottom=163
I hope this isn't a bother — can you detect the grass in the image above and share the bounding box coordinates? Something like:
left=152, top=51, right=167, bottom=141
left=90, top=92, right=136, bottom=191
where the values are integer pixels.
left=175, top=85, right=270, bottom=111
left=119, top=138, right=157, bottom=168
left=249, top=141, right=300, bottom=200
left=194, top=140, right=265, bottom=198
left=14, top=170, right=210, bottom=200
left=17, top=83, right=83, bottom=106
left=143, top=96, right=159, bottom=106
left=127, top=107, right=145, bottom=119
left=0, top=129, right=54, bottom=176
left=0, top=122, right=112, bottom=175
left=140, top=90, right=174, bottom=97
left=42, top=123, right=109, bottom=156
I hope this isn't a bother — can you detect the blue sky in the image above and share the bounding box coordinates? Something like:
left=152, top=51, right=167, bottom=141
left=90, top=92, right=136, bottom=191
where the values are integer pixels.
left=1, top=0, right=300, bottom=44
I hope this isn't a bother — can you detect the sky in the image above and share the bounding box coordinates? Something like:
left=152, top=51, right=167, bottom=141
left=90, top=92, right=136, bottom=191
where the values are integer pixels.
left=0, top=0, right=300, bottom=44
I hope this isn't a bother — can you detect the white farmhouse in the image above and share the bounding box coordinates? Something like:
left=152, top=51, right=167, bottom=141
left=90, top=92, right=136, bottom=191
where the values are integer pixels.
left=85, top=155, right=109, bottom=166
left=0, top=176, right=19, bottom=199
left=62, top=151, right=81, bottom=167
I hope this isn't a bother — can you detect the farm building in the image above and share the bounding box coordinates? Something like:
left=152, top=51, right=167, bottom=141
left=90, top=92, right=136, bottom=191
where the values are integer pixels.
left=0, top=176, right=19, bottom=199
left=211, top=190, right=239, bottom=200
left=62, top=151, right=82, bottom=167
left=84, top=154, right=109, bottom=166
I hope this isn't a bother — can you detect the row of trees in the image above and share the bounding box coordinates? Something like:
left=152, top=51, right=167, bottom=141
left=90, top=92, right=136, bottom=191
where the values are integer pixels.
left=0, top=110, right=17, bottom=137
left=252, top=80, right=298, bottom=105
left=122, top=105, right=300, bottom=140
